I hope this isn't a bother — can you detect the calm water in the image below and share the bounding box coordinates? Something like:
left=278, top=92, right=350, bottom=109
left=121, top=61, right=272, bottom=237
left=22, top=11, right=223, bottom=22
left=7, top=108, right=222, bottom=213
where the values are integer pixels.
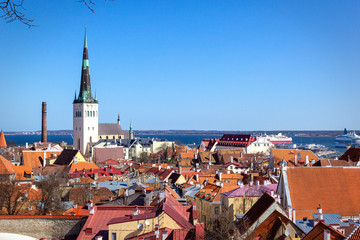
left=5, top=134, right=343, bottom=152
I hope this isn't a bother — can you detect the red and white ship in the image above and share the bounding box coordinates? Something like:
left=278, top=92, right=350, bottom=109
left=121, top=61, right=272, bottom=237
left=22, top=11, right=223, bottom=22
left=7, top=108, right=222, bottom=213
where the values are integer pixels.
left=265, top=133, right=292, bottom=144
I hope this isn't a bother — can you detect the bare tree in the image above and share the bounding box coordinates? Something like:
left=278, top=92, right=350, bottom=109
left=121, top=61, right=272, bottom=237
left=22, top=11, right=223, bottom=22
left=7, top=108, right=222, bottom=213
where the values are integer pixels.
left=0, top=181, right=25, bottom=215
left=0, top=0, right=111, bottom=27
left=0, top=0, right=35, bottom=26
left=204, top=215, right=239, bottom=240
left=36, top=175, right=63, bottom=215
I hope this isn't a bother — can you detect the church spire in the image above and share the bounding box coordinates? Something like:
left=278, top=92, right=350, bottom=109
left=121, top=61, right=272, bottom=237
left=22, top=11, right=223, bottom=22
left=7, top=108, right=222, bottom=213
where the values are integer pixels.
left=129, top=122, right=134, bottom=139
left=74, top=27, right=97, bottom=104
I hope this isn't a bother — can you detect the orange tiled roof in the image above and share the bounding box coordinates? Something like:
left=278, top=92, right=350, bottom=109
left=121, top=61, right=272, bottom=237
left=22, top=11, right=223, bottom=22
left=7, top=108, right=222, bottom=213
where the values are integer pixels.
left=303, top=221, right=345, bottom=240
left=246, top=210, right=303, bottom=240
left=198, top=151, right=216, bottom=163
left=195, top=183, right=238, bottom=202
left=13, top=165, right=33, bottom=181
left=0, top=155, right=15, bottom=175
left=287, top=167, right=360, bottom=220
left=348, top=225, right=360, bottom=240
left=0, top=130, right=7, bottom=148
left=165, top=184, right=181, bottom=199
left=22, top=151, right=62, bottom=168
left=63, top=206, right=90, bottom=216
left=272, top=149, right=318, bottom=167
left=69, top=161, right=99, bottom=172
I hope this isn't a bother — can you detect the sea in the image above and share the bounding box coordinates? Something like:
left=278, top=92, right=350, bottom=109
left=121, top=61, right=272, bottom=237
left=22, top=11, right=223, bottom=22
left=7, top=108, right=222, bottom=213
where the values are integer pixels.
left=4, top=134, right=345, bottom=153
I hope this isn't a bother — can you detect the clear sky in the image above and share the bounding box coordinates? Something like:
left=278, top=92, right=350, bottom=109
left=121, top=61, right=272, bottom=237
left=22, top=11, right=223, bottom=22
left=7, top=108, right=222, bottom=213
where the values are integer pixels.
left=1, top=0, right=360, bottom=131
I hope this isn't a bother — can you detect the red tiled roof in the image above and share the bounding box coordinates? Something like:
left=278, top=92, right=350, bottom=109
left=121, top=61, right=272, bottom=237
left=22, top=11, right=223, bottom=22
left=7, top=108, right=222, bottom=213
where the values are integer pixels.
left=78, top=206, right=154, bottom=240
left=218, top=134, right=256, bottom=147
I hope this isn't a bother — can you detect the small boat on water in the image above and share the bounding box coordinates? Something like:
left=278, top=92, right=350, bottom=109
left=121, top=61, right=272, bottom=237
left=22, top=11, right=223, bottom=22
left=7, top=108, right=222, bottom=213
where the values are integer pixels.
left=335, top=128, right=359, bottom=148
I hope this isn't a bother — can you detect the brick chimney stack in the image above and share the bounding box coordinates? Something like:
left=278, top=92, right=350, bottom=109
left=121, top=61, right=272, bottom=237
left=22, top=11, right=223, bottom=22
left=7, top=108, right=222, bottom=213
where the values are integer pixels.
left=41, top=102, right=47, bottom=143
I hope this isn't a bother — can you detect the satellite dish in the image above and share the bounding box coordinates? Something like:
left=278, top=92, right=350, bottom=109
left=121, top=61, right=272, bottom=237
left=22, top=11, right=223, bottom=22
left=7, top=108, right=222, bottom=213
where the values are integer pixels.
left=285, top=228, right=290, bottom=236
left=137, top=223, right=143, bottom=230
left=145, top=219, right=150, bottom=226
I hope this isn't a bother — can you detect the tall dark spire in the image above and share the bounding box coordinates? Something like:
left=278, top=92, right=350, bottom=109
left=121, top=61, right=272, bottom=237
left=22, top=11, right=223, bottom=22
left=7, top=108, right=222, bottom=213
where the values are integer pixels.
left=74, top=28, right=97, bottom=103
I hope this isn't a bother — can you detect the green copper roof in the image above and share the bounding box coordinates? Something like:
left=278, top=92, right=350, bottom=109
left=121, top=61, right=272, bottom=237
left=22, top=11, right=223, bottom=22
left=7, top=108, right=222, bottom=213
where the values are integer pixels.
left=129, top=122, right=133, bottom=133
left=82, top=59, right=89, bottom=70
left=84, top=27, right=88, bottom=49
left=74, top=28, right=97, bottom=104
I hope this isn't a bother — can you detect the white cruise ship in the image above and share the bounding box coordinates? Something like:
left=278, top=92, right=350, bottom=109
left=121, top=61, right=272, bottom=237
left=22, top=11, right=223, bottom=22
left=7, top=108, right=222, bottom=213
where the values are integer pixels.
left=264, top=133, right=292, bottom=144
left=335, top=128, right=359, bottom=148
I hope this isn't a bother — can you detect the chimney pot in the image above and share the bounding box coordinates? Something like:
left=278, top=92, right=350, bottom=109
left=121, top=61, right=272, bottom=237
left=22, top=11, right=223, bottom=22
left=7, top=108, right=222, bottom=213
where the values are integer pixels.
left=324, top=229, right=331, bottom=240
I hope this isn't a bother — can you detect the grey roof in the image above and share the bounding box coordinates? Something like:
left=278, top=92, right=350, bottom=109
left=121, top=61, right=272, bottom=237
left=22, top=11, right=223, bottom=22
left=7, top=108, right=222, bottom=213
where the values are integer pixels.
left=98, top=180, right=137, bottom=191
left=145, top=177, right=159, bottom=184
left=184, top=186, right=201, bottom=198
left=296, top=219, right=314, bottom=234
left=93, top=137, right=174, bottom=150
left=296, top=213, right=359, bottom=234
left=98, top=123, right=123, bottom=135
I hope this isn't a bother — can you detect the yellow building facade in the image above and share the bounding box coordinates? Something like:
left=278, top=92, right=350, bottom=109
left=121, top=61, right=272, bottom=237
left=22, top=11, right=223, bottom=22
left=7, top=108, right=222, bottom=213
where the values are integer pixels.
left=108, top=212, right=183, bottom=240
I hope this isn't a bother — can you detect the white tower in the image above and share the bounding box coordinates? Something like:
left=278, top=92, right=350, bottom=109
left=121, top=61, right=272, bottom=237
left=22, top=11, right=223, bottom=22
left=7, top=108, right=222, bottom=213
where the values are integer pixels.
left=73, top=29, right=98, bottom=154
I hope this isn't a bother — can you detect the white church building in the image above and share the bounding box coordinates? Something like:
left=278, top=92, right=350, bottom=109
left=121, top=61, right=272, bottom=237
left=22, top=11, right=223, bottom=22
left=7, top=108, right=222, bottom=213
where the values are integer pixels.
left=73, top=30, right=130, bottom=154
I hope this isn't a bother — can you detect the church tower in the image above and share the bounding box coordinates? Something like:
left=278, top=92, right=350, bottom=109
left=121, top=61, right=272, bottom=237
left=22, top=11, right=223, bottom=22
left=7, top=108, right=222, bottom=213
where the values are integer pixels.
left=73, top=29, right=98, bottom=154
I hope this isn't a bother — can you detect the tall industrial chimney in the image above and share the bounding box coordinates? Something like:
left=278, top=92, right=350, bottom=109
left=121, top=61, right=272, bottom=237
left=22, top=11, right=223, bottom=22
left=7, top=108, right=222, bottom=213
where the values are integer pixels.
left=41, top=102, right=47, bottom=143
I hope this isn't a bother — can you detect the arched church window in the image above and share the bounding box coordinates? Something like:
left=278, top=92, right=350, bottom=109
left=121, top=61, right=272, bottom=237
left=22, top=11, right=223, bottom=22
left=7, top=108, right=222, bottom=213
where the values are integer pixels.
left=93, top=111, right=95, bottom=117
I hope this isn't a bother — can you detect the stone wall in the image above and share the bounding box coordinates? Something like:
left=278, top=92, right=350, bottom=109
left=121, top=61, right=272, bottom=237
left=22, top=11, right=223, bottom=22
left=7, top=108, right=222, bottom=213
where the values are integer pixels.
left=0, top=216, right=86, bottom=240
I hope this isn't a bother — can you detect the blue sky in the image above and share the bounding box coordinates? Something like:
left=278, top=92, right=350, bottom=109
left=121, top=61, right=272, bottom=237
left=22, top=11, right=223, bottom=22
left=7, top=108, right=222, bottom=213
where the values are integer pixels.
left=1, top=0, right=360, bottom=131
